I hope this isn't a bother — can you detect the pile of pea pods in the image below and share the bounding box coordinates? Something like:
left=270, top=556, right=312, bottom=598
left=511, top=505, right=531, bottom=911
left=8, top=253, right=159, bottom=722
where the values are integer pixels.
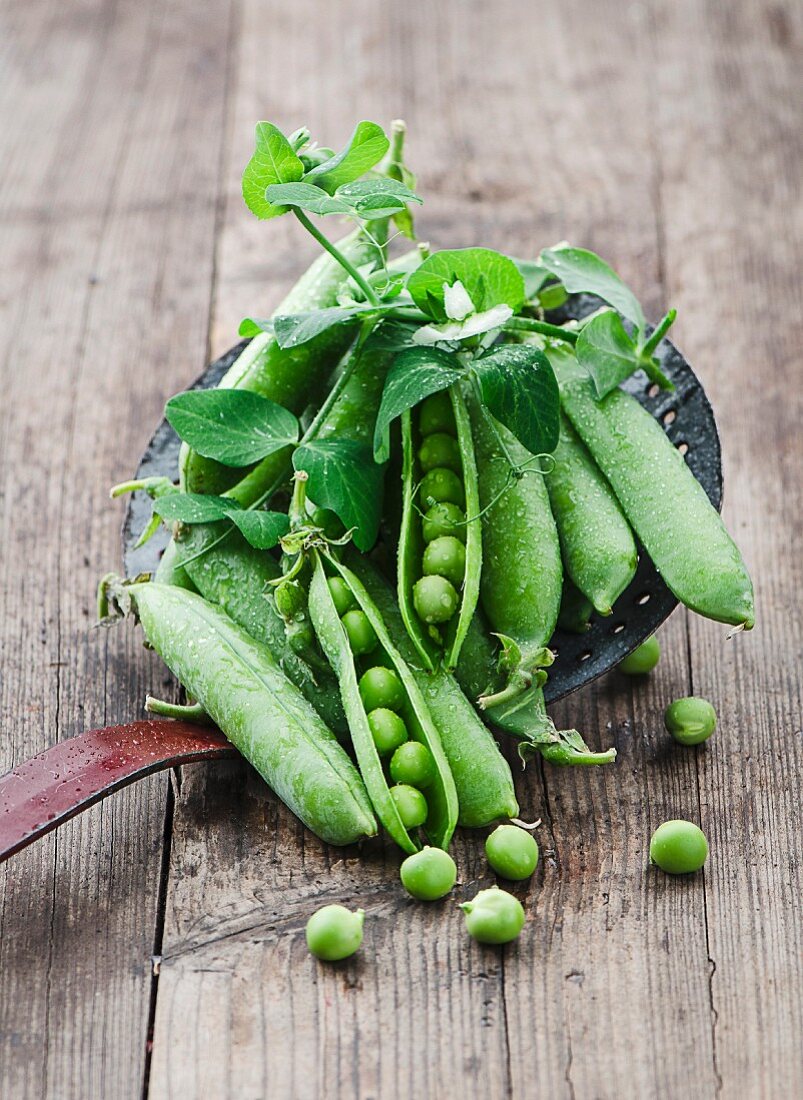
left=100, top=119, right=753, bottom=952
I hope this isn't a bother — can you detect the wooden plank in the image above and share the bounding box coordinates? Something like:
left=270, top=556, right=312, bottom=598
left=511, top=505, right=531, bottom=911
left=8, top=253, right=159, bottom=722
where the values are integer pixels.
left=149, top=1, right=726, bottom=1098
left=467, top=3, right=718, bottom=1096
left=0, top=0, right=234, bottom=1096
left=652, top=0, right=803, bottom=1094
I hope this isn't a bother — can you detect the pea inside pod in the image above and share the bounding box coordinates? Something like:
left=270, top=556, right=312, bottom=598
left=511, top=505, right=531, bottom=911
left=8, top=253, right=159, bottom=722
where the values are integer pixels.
left=308, top=553, right=459, bottom=853
left=398, top=385, right=482, bottom=671
left=348, top=552, right=519, bottom=828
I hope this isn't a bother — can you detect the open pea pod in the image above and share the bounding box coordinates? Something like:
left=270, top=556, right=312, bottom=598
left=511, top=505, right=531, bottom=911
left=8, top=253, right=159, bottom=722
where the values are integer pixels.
left=398, top=384, right=482, bottom=671
left=309, top=552, right=459, bottom=852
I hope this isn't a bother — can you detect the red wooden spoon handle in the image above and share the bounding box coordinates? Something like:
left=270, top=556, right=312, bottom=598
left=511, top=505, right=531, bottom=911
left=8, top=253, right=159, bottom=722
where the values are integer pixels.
left=0, top=720, right=236, bottom=863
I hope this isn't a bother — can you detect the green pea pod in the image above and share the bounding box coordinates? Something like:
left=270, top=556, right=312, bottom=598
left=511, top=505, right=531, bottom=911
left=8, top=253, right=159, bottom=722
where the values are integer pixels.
left=154, top=538, right=196, bottom=590
left=316, top=322, right=410, bottom=445
left=180, top=229, right=382, bottom=496
left=454, top=604, right=616, bottom=766
left=398, top=385, right=482, bottom=670
left=119, top=581, right=377, bottom=846
left=555, top=357, right=755, bottom=630
left=557, top=578, right=594, bottom=634
left=309, top=554, right=459, bottom=852
left=347, top=553, right=519, bottom=827
left=175, top=524, right=347, bottom=734
left=545, top=412, right=638, bottom=615
left=467, top=395, right=563, bottom=707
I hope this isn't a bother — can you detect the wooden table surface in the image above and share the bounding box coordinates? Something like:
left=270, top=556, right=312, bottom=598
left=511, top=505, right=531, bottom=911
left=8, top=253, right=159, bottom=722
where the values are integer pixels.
left=1, top=1, right=801, bottom=1097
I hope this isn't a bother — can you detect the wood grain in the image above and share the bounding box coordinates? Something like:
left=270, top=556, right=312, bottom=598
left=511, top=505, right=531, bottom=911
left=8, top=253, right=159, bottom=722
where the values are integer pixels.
left=0, top=0, right=800, bottom=1097
left=653, top=0, right=803, bottom=1093
left=0, top=0, right=234, bottom=1096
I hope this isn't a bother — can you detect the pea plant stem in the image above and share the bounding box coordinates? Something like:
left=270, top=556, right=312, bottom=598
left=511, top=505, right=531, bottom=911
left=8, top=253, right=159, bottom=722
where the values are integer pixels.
left=293, top=210, right=381, bottom=306
left=639, top=307, right=677, bottom=358
left=289, top=470, right=309, bottom=527
left=505, top=316, right=578, bottom=344
left=387, top=119, right=407, bottom=173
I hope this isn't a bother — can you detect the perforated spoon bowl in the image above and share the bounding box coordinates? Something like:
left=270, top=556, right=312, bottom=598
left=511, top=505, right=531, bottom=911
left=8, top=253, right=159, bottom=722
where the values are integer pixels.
left=123, top=298, right=723, bottom=703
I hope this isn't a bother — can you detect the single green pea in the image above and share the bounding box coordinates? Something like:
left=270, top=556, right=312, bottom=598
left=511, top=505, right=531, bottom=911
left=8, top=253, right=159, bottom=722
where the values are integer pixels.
left=460, top=886, right=525, bottom=945
left=341, top=609, right=378, bottom=656
left=359, top=666, right=405, bottom=712
left=367, top=707, right=408, bottom=756
left=419, top=390, right=456, bottom=436
left=419, top=467, right=465, bottom=508
left=311, top=507, right=345, bottom=540
left=619, top=635, right=660, bottom=674
left=485, top=825, right=539, bottom=881
left=419, top=432, right=462, bottom=474
left=305, top=904, right=365, bottom=961
left=390, top=741, right=435, bottom=787
left=422, top=535, right=466, bottom=589
left=649, top=819, right=708, bottom=874
left=400, top=846, right=457, bottom=901
left=422, top=502, right=467, bottom=544
left=664, top=696, right=717, bottom=745
left=328, top=576, right=357, bottom=618
left=413, top=575, right=459, bottom=624
left=390, top=784, right=428, bottom=828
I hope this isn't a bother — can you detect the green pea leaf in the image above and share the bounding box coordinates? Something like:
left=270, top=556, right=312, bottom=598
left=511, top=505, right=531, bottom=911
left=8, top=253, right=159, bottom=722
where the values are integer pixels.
left=165, top=390, right=299, bottom=467
left=538, top=245, right=646, bottom=331
left=265, top=182, right=351, bottom=216
left=266, top=178, right=421, bottom=224
left=238, top=317, right=272, bottom=338
left=151, top=492, right=289, bottom=550
left=273, top=299, right=410, bottom=349
left=153, top=493, right=238, bottom=524
left=293, top=440, right=385, bottom=551
left=272, top=305, right=368, bottom=348
left=576, top=310, right=643, bottom=398
left=471, top=345, right=560, bottom=455
left=408, top=248, right=526, bottom=322
left=372, top=346, right=465, bottom=463
left=334, top=178, right=422, bottom=220
left=242, top=122, right=305, bottom=221
left=228, top=509, right=290, bottom=549
left=512, top=259, right=551, bottom=301
left=577, top=310, right=673, bottom=399
left=303, top=121, right=389, bottom=194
